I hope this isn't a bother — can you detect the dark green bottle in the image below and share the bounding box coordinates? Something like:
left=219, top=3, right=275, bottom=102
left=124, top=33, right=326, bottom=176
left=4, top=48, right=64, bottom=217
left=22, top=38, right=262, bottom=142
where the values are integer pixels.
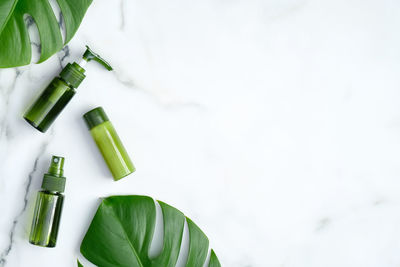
left=24, top=46, right=113, bottom=133
left=29, top=156, right=66, bottom=248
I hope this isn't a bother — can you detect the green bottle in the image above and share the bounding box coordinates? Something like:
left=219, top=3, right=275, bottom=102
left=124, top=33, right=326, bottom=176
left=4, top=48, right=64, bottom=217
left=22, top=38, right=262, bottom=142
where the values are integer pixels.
left=29, top=156, right=66, bottom=248
left=83, top=107, right=135, bottom=181
left=24, top=46, right=113, bottom=133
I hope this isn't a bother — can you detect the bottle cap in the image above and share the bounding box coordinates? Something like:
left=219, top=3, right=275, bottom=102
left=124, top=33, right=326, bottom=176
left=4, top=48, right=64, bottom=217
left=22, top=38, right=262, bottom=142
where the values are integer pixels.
left=41, top=156, right=66, bottom=193
left=59, top=63, right=86, bottom=88
left=83, top=107, right=109, bottom=130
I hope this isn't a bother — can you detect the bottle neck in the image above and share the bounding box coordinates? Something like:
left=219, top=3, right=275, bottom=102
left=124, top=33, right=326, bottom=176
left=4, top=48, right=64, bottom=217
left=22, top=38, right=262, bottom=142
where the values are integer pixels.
left=58, top=76, right=77, bottom=89
left=40, top=189, right=63, bottom=195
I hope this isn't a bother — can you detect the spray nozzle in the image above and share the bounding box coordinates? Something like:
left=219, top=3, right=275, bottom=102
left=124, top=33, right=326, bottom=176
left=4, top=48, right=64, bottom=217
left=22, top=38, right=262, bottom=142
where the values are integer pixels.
left=42, top=155, right=66, bottom=193
left=47, top=156, right=65, bottom=177
left=81, top=45, right=113, bottom=71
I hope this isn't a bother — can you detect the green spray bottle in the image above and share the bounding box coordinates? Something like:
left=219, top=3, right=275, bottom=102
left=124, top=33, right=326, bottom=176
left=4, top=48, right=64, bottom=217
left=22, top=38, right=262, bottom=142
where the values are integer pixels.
left=29, top=156, right=66, bottom=247
left=24, top=46, right=112, bottom=133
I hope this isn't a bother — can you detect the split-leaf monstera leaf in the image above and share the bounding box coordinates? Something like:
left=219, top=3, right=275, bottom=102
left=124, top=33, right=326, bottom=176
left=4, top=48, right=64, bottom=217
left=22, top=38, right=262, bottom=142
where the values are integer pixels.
left=80, top=195, right=221, bottom=267
left=0, top=0, right=92, bottom=68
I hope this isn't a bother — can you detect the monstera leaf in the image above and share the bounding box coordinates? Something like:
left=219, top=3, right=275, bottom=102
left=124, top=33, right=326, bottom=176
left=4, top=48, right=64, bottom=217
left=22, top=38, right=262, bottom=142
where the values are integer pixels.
left=80, top=195, right=221, bottom=267
left=0, top=0, right=92, bottom=68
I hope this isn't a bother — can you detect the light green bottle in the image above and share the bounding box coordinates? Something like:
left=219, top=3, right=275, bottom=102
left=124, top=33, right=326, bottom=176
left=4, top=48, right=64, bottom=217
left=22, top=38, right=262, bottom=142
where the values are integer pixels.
left=83, top=107, right=135, bottom=181
left=29, top=156, right=66, bottom=247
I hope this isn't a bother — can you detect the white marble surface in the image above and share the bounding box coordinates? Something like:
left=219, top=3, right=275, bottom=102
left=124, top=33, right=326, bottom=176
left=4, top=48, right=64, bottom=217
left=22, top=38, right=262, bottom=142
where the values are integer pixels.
left=1, top=0, right=400, bottom=266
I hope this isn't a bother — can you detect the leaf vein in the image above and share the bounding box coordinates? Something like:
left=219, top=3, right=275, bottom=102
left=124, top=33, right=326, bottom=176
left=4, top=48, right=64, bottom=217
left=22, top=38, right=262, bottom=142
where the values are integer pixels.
left=105, top=202, right=144, bottom=267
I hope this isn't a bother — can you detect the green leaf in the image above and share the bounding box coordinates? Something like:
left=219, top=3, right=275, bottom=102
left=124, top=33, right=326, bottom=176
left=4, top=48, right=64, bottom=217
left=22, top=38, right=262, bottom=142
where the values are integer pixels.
left=209, top=250, right=221, bottom=267
left=77, top=259, right=84, bottom=267
left=80, top=195, right=221, bottom=267
left=0, top=0, right=92, bottom=68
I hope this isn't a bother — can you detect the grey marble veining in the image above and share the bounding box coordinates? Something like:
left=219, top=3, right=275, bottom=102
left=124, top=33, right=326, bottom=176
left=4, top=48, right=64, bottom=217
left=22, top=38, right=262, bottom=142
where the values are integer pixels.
left=0, top=139, right=50, bottom=266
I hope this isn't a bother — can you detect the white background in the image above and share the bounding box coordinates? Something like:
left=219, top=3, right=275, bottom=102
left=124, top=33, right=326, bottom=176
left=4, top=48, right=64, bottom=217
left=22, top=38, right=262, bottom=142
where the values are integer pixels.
left=1, top=0, right=400, bottom=266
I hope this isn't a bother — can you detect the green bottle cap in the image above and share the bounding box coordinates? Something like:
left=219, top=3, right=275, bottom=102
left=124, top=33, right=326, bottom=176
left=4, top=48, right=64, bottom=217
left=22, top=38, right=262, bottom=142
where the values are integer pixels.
left=83, top=107, right=109, bottom=130
left=41, top=156, right=66, bottom=193
left=59, top=62, right=86, bottom=88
